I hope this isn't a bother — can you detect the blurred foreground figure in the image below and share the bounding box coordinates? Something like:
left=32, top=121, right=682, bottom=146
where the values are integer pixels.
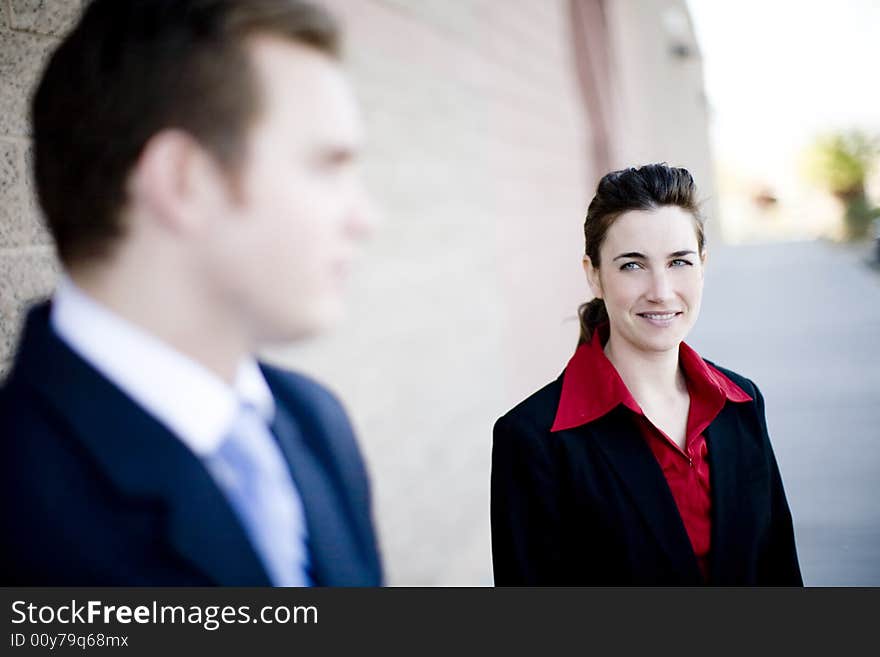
left=491, top=164, right=802, bottom=585
left=1, top=0, right=382, bottom=586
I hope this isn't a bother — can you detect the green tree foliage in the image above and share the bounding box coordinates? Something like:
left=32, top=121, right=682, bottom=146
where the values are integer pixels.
left=804, top=131, right=880, bottom=239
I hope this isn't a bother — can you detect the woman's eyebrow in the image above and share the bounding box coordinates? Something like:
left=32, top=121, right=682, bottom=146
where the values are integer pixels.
left=612, top=249, right=697, bottom=261
left=612, top=251, right=646, bottom=261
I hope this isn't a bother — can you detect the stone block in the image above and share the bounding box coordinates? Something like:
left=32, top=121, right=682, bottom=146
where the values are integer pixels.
left=0, top=248, right=59, bottom=361
left=0, top=139, right=50, bottom=247
left=9, top=0, right=81, bottom=37
left=22, top=144, right=52, bottom=244
left=0, top=31, right=54, bottom=137
left=0, top=140, right=25, bottom=244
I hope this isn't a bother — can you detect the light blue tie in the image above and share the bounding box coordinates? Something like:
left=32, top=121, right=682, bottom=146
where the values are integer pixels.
left=210, top=401, right=311, bottom=586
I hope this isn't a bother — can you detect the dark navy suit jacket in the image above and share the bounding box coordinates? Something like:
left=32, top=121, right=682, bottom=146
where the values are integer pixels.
left=0, top=303, right=383, bottom=586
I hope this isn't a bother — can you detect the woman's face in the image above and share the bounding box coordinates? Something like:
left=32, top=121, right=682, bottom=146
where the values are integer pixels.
left=584, top=206, right=705, bottom=356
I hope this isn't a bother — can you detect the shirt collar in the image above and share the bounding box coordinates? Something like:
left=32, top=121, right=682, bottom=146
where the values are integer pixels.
left=550, top=323, right=752, bottom=433
left=50, top=276, right=275, bottom=456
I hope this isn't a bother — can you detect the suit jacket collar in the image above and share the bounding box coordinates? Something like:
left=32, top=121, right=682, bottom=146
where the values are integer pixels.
left=50, top=277, right=274, bottom=456
left=705, top=399, right=764, bottom=585
left=262, top=369, right=375, bottom=586
left=14, top=303, right=272, bottom=586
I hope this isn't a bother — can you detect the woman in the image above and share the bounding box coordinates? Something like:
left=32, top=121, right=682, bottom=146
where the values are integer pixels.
left=490, top=164, right=802, bottom=585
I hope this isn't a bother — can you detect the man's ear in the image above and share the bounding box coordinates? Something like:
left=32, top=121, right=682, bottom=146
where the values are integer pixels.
left=127, top=129, right=221, bottom=236
left=582, top=255, right=603, bottom=299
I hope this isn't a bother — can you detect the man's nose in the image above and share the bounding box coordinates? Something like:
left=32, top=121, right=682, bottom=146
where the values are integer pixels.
left=346, top=180, right=380, bottom=240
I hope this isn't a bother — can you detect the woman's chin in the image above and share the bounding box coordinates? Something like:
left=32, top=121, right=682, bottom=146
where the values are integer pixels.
left=630, top=329, right=687, bottom=354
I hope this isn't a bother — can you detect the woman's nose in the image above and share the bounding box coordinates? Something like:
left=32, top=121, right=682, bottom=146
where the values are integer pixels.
left=647, top=270, right=674, bottom=302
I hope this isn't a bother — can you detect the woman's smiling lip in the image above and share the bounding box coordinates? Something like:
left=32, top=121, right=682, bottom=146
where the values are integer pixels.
left=636, top=311, right=683, bottom=325
left=636, top=310, right=682, bottom=317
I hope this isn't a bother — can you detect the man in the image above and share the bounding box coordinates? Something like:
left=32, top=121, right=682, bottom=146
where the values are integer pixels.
left=0, top=0, right=382, bottom=586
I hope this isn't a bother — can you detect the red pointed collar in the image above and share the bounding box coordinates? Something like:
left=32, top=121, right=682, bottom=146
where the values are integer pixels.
left=550, top=324, right=752, bottom=433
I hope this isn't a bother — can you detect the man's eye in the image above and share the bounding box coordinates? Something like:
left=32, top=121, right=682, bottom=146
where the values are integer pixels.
left=670, top=259, right=693, bottom=267
left=620, top=261, right=642, bottom=271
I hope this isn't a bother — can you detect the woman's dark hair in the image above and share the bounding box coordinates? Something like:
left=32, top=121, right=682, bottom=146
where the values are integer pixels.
left=577, top=163, right=706, bottom=345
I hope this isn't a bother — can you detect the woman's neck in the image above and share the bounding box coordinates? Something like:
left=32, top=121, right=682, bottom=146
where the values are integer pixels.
left=603, top=333, right=687, bottom=404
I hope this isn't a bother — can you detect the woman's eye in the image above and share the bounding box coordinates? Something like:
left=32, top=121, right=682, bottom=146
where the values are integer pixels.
left=670, top=259, right=693, bottom=267
left=620, top=261, right=642, bottom=271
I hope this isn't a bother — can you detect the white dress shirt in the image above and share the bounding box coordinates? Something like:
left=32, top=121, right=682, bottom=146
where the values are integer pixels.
left=50, top=276, right=310, bottom=586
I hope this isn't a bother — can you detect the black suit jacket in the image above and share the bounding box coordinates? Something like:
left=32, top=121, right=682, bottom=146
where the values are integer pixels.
left=0, top=303, right=383, bottom=586
left=491, top=366, right=802, bottom=586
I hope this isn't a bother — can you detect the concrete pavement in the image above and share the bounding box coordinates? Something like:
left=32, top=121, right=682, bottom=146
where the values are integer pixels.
left=689, top=239, right=880, bottom=585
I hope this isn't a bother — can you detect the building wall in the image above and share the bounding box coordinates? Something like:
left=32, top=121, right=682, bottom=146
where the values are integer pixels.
left=0, top=0, right=715, bottom=585
left=604, top=0, right=720, bottom=243
left=0, top=2, right=84, bottom=379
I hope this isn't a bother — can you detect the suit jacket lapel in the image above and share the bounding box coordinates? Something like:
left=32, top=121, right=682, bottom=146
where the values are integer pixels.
left=705, top=400, right=761, bottom=584
left=587, top=408, right=702, bottom=582
left=17, top=304, right=271, bottom=586
left=269, top=401, right=366, bottom=586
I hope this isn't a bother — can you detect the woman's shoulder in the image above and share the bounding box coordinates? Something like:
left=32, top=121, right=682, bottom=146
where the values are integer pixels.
left=494, top=375, right=564, bottom=436
left=701, top=357, right=760, bottom=398
left=699, top=358, right=772, bottom=433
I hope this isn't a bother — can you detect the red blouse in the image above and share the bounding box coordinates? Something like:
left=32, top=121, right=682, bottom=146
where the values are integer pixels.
left=551, top=324, right=752, bottom=580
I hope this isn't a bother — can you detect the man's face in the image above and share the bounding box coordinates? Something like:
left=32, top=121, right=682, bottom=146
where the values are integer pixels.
left=201, top=37, right=374, bottom=344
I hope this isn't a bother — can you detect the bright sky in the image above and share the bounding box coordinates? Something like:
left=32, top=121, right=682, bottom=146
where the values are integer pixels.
left=686, top=0, right=880, bottom=188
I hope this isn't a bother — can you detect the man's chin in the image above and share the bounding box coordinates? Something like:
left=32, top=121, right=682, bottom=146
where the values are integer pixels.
left=261, top=304, right=346, bottom=345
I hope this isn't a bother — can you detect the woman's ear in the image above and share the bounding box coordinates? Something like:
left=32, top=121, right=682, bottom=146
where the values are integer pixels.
left=700, top=249, right=708, bottom=278
left=582, top=255, right=603, bottom=299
